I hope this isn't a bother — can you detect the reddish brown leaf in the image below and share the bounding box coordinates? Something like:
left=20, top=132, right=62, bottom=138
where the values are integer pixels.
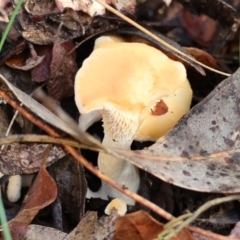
left=112, top=211, right=193, bottom=240
left=10, top=167, right=57, bottom=226
left=184, top=47, right=217, bottom=69
left=5, top=50, right=45, bottom=71
left=31, top=45, right=52, bottom=82
left=181, top=11, right=217, bottom=47
left=47, top=39, right=77, bottom=100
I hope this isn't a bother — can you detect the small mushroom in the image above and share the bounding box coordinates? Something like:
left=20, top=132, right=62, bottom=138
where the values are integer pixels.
left=75, top=36, right=192, bottom=205
left=105, top=198, right=127, bottom=216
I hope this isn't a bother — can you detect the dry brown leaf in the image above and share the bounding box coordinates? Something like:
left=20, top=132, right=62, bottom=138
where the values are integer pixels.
left=114, top=68, right=240, bottom=194
left=47, top=39, right=77, bottom=100
left=5, top=50, right=45, bottom=71
left=0, top=143, right=65, bottom=175
left=31, top=45, right=52, bottom=82
left=184, top=47, right=217, bottom=69
left=112, top=210, right=193, bottom=240
left=10, top=166, right=57, bottom=226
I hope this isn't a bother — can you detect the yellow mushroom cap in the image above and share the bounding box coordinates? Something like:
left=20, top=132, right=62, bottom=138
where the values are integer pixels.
left=75, top=36, right=192, bottom=141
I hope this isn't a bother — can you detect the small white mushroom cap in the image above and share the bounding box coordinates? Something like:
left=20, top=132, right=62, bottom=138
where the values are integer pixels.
left=105, top=198, right=127, bottom=216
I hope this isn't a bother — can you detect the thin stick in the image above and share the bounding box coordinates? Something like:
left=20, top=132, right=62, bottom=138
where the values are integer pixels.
left=0, top=134, right=102, bottom=152
left=95, top=0, right=230, bottom=77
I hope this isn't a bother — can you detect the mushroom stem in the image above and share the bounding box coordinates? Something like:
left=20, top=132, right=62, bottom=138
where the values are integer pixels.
left=97, top=109, right=140, bottom=205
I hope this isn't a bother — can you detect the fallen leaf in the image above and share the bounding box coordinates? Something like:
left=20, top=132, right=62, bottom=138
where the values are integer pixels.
left=47, top=39, right=77, bottom=100
left=0, top=143, right=65, bottom=175
left=54, top=155, right=87, bottom=222
left=112, top=210, right=193, bottom=240
left=10, top=165, right=57, bottom=226
left=31, top=45, right=52, bottom=82
left=184, top=47, right=217, bottom=69
left=114, top=68, right=240, bottom=194
left=5, top=50, right=45, bottom=71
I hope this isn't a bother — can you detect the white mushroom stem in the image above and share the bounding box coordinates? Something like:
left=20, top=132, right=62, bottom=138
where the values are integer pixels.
left=93, top=109, right=140, bottom=205
left=78, top=110, right=102, bottom=132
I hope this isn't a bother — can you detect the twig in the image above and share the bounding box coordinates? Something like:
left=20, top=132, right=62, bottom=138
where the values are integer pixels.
left=0, top=134, right=102, bottom=152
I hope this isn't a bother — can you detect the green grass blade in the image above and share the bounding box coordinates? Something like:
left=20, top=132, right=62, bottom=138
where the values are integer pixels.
left=0, top=0, right=24, bottom=52
left=0, top=192, right=12, bottom=240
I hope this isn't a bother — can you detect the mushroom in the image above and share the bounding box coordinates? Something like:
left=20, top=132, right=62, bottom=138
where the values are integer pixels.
left=75, top=35, right=192, bottom=205
left=105, top=198, right=127, bottom=216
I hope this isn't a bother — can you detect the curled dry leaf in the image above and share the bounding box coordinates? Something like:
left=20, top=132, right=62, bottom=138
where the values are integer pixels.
left=10, top=166, right=57, bottom=227
left=112, top=210, right=193, bottom=240
left=5, top=50, right=45, bottom=71
left=114, top=68, right=240, bottom=194
left=31, top=45, right=52, bottom=82
left=184, top=47, right=217, bottom=69
left=166, top=47, right=217, bottom=70
left=47, top=39, right=77, bottom=100
left=15, top=5, right=88, bottom=45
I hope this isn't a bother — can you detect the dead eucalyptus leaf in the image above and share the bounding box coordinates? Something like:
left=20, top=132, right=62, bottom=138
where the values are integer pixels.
left=0, top=143, right=65, bottom=175
left=47, top=39, right=77, bottom=100
left=112, top=210, right=193, bottom=240
left=10, top=166, right=57, bottom=226
left=114, top=68, right=240, bottom=193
